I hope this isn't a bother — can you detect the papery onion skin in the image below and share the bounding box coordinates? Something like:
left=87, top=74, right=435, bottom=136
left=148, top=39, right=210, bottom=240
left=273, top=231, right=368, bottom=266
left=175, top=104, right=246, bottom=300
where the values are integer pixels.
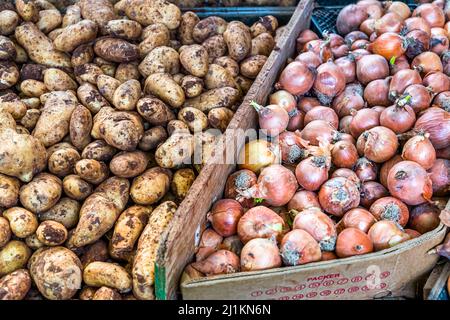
left=414, top=107, right=450, bottom=149
left=298, top=97, right=320, bottom=114
left=423, top=71, right=450, bottom=95
left=380, top=154, right=403, bottom=188
left=288, top=190, right=321, bottom=212
left=332, top=140, right=359, bottom=169
left=389, top=54, right=411, bottom=75
left=334, top=56, right=357, bottom=84
left=196, top=229, right=224, bottom=261
left=408, top=203, right=441, bottom=234
left=360, top=181, right=389, bottom=208
left=429, top=28, right=449, bottom=55
left=432, top=91, right=450, bottom=112
left=351, top=39, right=369, bottom=50
left=296, top=29, right=319, bottom=53
left=367, top=32, right=406, bottom=60
left=332, top=85, right=366, bottom=117
left=339, top=115, right=353, bottom=134
left=387, top=1, right=411, bottom=20
left=364, top=78, right=391, bottom=107
left=370, top=196, right=410, bottom=227
left=276, top=61, right=315, bottom=96
left=403, top=17, right=431, bottom=36
left=280, top=229, right=322, bottom=266
left=427, top=158, right=450, bottom=195
left=402, top=133, right=436, bottom=170
left=374, top=12, right=403, bottom=35
left=225, top=169, right=257, bottom=208
left=278, top=131, right=309, bottom=164
left=336, top=4, right=369, bottom=35
left=209, top=199, right=244, bottom=237
left=342, top=207, right=377, bottom=233
left=354, top=157, right=378, bottom=182
left=412, top=51, right=443, bottom=76
left=403, top=84, right=432, bottom=114
left=404, top=30, right=430, bottom=59
left=436, top=146, right=450, bottom=160
left=238, top=140, right=278, bottom=174
left=336, top=228, right=374, bottom=258
left=389, top=69, right=422, bottom=101
left=380, top=102, right=416, bottom=134
left=220, top=235, right=244, bottom=256
left=321, top=251, right=338, bottom=261
left=349, top=108, right=381, bottom=138
left=192, top=250, right=240, bottom=276
left=357, top=126, right=399, bottom=163
left=301, top=120, right=336, bottom=146
left=360, top=19, right=376, bottom=36
left=318, top=177, right=361, bottom=217
left=296, top=156, right=329, bottom=191
left=387, top=160, right=433, bottom=205
left=356, top=54, right=389, bottom=85
left=331, top=168, right=361, bottom=187
left=345, top=31, right=369, bottom=45
left=287, top=111, right=304, bottom=131
left=313, top=61, right=346, bottom=105
left=269, top=90, right=297, bottom=116
left=304, top=106, right=339, bottom=129
left=253, top=102, right=289, bottom=138
left=404, top=228, right=421, bottom=238
left=241, top=238, right=282, bottom=271
left=295, top=51, right=322, bottom=69
left=368, top=220, right=410, bottom=251
left=412, top=3, right=445, bottom=28
left=305, top=39, right=333, bottom=62
left=237, top=206, right=285, bottom=244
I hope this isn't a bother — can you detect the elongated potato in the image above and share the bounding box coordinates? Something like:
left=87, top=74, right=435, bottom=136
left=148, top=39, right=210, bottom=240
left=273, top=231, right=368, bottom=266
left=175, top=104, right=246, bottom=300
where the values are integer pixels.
left=0, top=61, right=19, bottom=90
left=19, top=173, right=62, bottom=214
left=29, top=247, right=82, bottom=300
left=82, top=140, right=118, bottom=162
left=0, top=10, right=20, bottom=36
left=0, top=217, right=11, bottom=248
left=0, top=93, right=27, bottom=120
left=179, top=12, right=200, bottom=45
left=92, top=286, right=121, bottom=300
left=16, top=0, right=39, bottom=23
left=208, top=107, right=235, bottom=131
left=104, top=19, right=142, bottom=40
left=202, top=35, right=227, bottom=63
left=110, top=151, right=149, bottom=178
left=80, top=240, right=109, bottom=268
left=19, top=79, right=48, bottom=97
left=74, top=159, right=109, bottom=185
left=0, top=174, right=20, bottom=208
left=138, top=46, right=180, bottom=77
left=94, top=37, right=139, bottom=63
left=223, top=21, right=252, bottom=62
left=74, top=63, right=104, bottom=84
left=132, top=201, right=177, bottom=300
left=139, top=23, right=170, bottom=57
left=115, top=62, right=140, bottom=82
left=37, top=9, right=62, bottom=34
left=3, top=207, right=38, bottom=238
left=250, top=15, right=278, bottom=37
left=77, top=82, right=111, bottom=114
left=183, top=87, right=241, bottom=112
left=130, top=166, right=171, bottom=205
left=62, top=5, right=81, bottom=28
left=178, top=107, right=209, bottom=132
left=0, top=269, right=31, bottom=300
left=39, top=197, right=80, bottom=229
left=240, top=55, right=267, bottom=79
left=251, top=32, right=275, bottom=56
left=48, top=147, right=81, bottom=177
left=155, top=130, right=195, bottom=168
left=0, top=36, right=16, bottom=60
left=193, top=16, right=227, bottom=43
left=43, top=68, right=78, bottom=91
left=110, top=205, right=151, bottom=260
left=36, top=221, right=68, bottom=246
left=78, top=0, right=116, bottom=29
left=205, top=64, right=238, bottom=90
left=62, top=175, right=93, bottom=201
left=96, top=74, right=121, bottom=103
left=171, top=168, right=195, bottom=200
left=71, top=44, right=94, bottom=67
left=84, top=261, right=132, bottom=293
left=144, top=73, right=185, bottom=108
left=179, top=44, right=209, bottom=78
left=70, top=105, right=92, bottom=151
left=139, top=126, right=168, bottom=151
left=136, top=96, right=175, bottom=126
left=0, top=241, right=31, bottom=277
left=124, top=0, right=181, bottom=30
left=112, top=79, right=141, bottom=111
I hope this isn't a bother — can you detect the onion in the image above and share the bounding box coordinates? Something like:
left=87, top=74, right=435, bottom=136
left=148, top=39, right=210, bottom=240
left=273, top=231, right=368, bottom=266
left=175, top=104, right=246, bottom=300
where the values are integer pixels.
left=360, top=181, right=389, bottom=208
left=446, top=1, right=450, bottom=19
left=287, top=111, right=304, bottom=131
left=359, top=0, right=383, bottom=19
left=295, top=51, right=322, bottom=69
left=238, top=140, right=278, bottom=173
left=269, top=90, right=297, bottom=116
left=332, top=140, right=359, bottom=169
left=241, top=238, right=281, bottom=271
left=443, top=51, right=450, bottom=76
left=402, top=133, right=436, bottom=170
left=368, top=32, right=406, bottom=60
left=237, top=206, right=284, bottom=244
left=435, top=233, right=450, bottom=259
left=435, top=0, right=445, bottom=10
left=351, top=48, right=371, bottom=59
left=423, top=71, right=450, bottom=95
left=252, top=102, right=289, bottom=137
left=364, top=78, right=391, bottom=107
left=380, top=154, right=403, bottom=188
left=389, top=54, right=411, bottom=74
left=380, top=99, right=416, bottom=134
left=288, top=190, right=320, bottom=212
left=305, top=39, right=333, bottom=62
left=304, top=106, right=339, bottom=129
left=331, top=168, right=361, bottom=187
left=357, top=126, right=399, bottom=163
left=300, top=120, right=336, bottom=146
left=368, top=220, right=410, bottom=251
left=297, top=97, right=320, bottom=114
left=354, top=157, right=378, bottom=182
left=351, top=39, right=369, bottom=50
left=389, top=69, right=422, bottom=101
left=296, top=29, right=319, bottom=53
left=386, top=1, right=411, bottom=20
left=332, top=83, right=365, bottom=117
left=336, top=4, right=369, bottom=35
left=374, top=12, right=403, bottom=35
left=408, top=203, right=441, bottom=234
left=292, top=207, right=337, bottom=251
left=403, top=84, right=432, bottom=113
left=295, top=142, right=332, bottom=191
left=313, top=61, right=346, bottom=105
left=339, top=115, right=353, bottom=134
left=412, top=51, right=443, bottom=76
left=196, top=229, right=223, bottom=261
left=334, top=55, right=356, bottom=84
left=276, top=61, right=315, bottom=96
left=342, top=208, right=377, bottom=233
left=349, top=108, right=380, bottom=138
left=220, top=235, right=244, bottom=256
left=192, top=250, right=240, bottom=275
left=278, top=131, right=309, bottom=164
left=345, top=31, right=369, bottom=45
left=404, top=228, right=421, bottom=238
left=360, top=19, right=376, bottom=36
left=412, top=3, right=445, bottom=28
left=318, top=177, right=360, bottom=217
left=225, top=169, right=257, bottom=209
left=208, top=199, right=244, bottom=237
left=430, top=27, right=449, bottom=55
left=436, top=146, right=450, bottom=159
left=404, top=30, right=430, bottom=59
left=325, top=33, right=349, bottom=58
left=370, top=196, right=410, bottom=227
left=414, top=107, right=450, bottom=149
left=403, top=17, right=431, bottom=36
left=387, top=160, right=433, bottom=205
left=428, top=158, right=450, bottom=195
left=433, top=91, right=450, bottom=112
left=321, top=251, right=338, bottom=261
left=239, top=164, right=298, bottom=207
left=280, top=229, right=322, bottom=266
left=336, top=228, right=374, bottom=258
left=356, top=54, right=389, bottom=85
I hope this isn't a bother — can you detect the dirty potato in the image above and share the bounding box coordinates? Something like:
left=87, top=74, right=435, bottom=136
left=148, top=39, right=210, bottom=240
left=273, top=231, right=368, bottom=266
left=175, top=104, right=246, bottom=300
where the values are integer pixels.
left=0, top=174, right=20, bottom=208
left=240, top=55, right=267, bottom=79
left=181, top=75, right=204, bottom=98
left=94, top=37, right=139, bottom=63
left=139, top=23, right=170, bottom=57
left=202, top=35, right=227, bottom=63
left=167, top=120, right=190, bottom=136
left=0, top=10, right=20, bottom=36
left=171, top=168, right=195, bottom=200
left=178, top=107, right=209, bottom=132
left=0, top=269, right=31, bottom=300
left=223, top=21, right=252, bottom=62
left=19, top=79, right=48, bottom=97
left=18, top=173, right=61, bottom=214
left=112, top=79, right=141, bottom=111
left=74, top=63, right=104, bottom=84
left=250, top=15, right=279, bottom=37
left=79, top=240, right=108, bottom=268
left=155, top=130, right=195, bottom=168
left=74, top=159, right=109, bottom=185
left=0, top=241, right=31, bottom=277
left=110, top=151, right=149, bottom=178
left=0, top=93, right=27, bottom=120
left=251, top=32, right=275, bottom=56
left=39, top=197, right=81, bottom=229
left=62, top=175, right=93, bottom=201
left=77, top=0, right=116, bottom=29
left=79, top=286, right=97, bottom=300
left=123, top=0, right=181, bottom=30
left=115, top=62, right=140, bottom=82
left=0, top=61, right=19, bottom=89
left=37, top=9, right=62, bottom=34
left=183, top=87, right=241, bottom=112
left=43, top=68, right=78, bottom=91
left=92, top=286, right=121, bottom=300
left=104, top=19, right=142, bottom=40
left=84, top=261, right=132, bottom=293
left=96, top=74, right=121, bottom=103
left=71, top=44, right=94, bottom=67
left=179, top=44, right=209, bottom=78
left=130, top=167, right=172, bottom=205
left=3, top=207, right=38, bottom=238
left=139, top=126, right=168, bottom=151
left=25, top=234, right=44, bottom=250
left=15, top=0, right=39, bottom=23
left=193, top=131, right=218, bottom=171
left=48, top=146, right=81, bottom=177
left=144, top=73, right=185, bottom=108
left=137, top=96, right=175, bottom=126
left=178, top=12, right=200, bottom=45
left=208, top=107, right=235, bottom=131
left=138, top=46, right=180, bottom=77
left=0, top=36, right=16, bottom=60
left=192, top=16, right=227, bottom=43
left=213, top=56, right=239, bottom=78
left=77, top=82, right=111, bottom=114
left=81, top=140, right=118, bottom=162
left=205, top=64, right=238, bottom=90
left=36, top=221, right=68, bottom=246
left=70, top=105, right=93, bottom=151
left=235, top=75, right=253, bottom=94
left=0, top=217, right=11, bottom=248
left=62, top=5, right=81, bottom=28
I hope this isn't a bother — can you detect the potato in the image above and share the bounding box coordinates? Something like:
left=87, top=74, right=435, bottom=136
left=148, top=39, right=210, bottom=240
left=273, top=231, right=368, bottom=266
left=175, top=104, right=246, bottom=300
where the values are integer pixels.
left=2, top=207, right=38, bottom=238
left=12, top=41, right=28, bottom=64
left=45, top=142, right=73, bottom=162
left=173, top=72, right=184, bottom=85
left=251, top=32, right=275, bottom=56
left=19, top=79, right=48, bottom=97
left=124, top=0, right=181, bottom=29
left=78, top=0, right=116, bottom=28
left=92, top=286, right=121, bottom=300
left=94, top=37, right=139, bottom=63
left=235, top=75, right=253, bottom=94
left=109, top=206, right=151, bottom=260
left=47, top=27, right=64, bottom=41
left=167, top=120, right=190, bottom=136
left=138, top=47, right=180, bottom=78
left=39, top=197, right=81, bottom=229
left=0, top=112, right=47, bottom=182
left=137, top=128, right=165, bottom=152
left=74, top=159, right=109, bottom=185
left=0, top=269, right=31, bottom=300
left=0, top=93, right=26, bottom=120
left=84, top=262, right=132, bottom=293
left=15, top=22, right=71, bottom=68
left=35, top=221, right=68, bottom=246
left=70, top=177, right=129, bottom=247
left=43, top=68, right=77, bottom=91
left=19, top=173, right=62, bottom=213
left=0, top=241, right=31, bottom=277
left=193, top=131, right=218, bottom=171
left=193, top=16, right=227, bottom=43
left=34, top=0, right=57, bottom=10
left=208, top=107, right=235, bottom=131
left=29, top=247, right=82, bottom=300
left=156, top=129, right=195, bottom=169
left=0, top=61, right=19, bottom=90
left=171, top=168, right=195, bottom=200
left=0, top=10, right=19, bottom=36
left=114, top=62, right=139, bottom=82
left=15, top=126, right=30, bottom=135
left=132, top=201, right=177, bottom=300
left=205, top=64, right=238, bottom=90
left=96, top=74, right=121, bottom=103
left=179, top=12, right=200, bottom=45
left=25, top=234, right=44, bottom=250
left=80, top=240, right=109, bottom=268
left=53, top=19, right=98, bottom=53
left=37, top=9, right=62, bottom=34
left=0, top=217, right=11, bottom=248
left=48, top=146, right=81, bottom=177
left=183, top=87, right=241, bottom=112
left=15, top=0, right=39, bottom=23
left=96, top=59, right=116, bottom=77
left=224, top=21, right=252, bottom=62
left=81, top=140, right=118, bottom=162
left=202, top=35, right=227, bottom=63
left=179, top=44, right=209, bottom=78
left=104, top=19, right=142, bottom=40
left=71, top=44, right=94, bottom=67
left=20, top=63, right=47, bottom=81
left=0, top=174, right=20, bottom=209
left=130, top=167, right=172, bottom=205
left=139, top=23, right=170, bottom=57
left=250, top=15, right=279, bottom=37
left=144, top=73, right=185, bottom=108
left=79, top=286, right=96, bottom=300
left=109, top=151, right=149, bottom=178
left=63, top=175, right=93, bottom=201
left=178, top=76, right=203, bottom=99
left=62, top=5, right=81, bottom=28
left=0, top=36, right=16, bottom=60
left=70, top=105, right=93, bottom=151
left=77, top=82, right=111, bottom=114
left=240, top=55, right=267, bottom=79
left=136, top=96, right=175, bottom=126
left=178, top=107, right=209, bottom=132
left=21, top=96, right=41, bottom=108
left=112, top=79, right=142, bottom=111
left=74, top=63, right=104, bottom=84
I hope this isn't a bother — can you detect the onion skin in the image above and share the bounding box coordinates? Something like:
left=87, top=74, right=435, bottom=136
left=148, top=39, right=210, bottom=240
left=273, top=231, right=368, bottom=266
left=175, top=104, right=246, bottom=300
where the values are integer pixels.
left=318, top=177, right=361, bottom=217
left=386, top=1, right=411, bottom=20
left=278, top=131, right=309, bottom=164
left=412, top=51, right=443, bottom=76
left=357, top=126, right=399, bottom=163
left=356, top=54, right=389, bottom=85
left=403, top=84, right=432, bottom=114
left=351, top=39, right=369, bottom=50
left=336, top=228, right=374, bottom=258
left=224, top=169, right=257, bottom=208
left=404, top=30, right=430, bottom=60
left=389, top=69, right=422, bottom=101
left=288, top=190, right=321, bottom=212
left=360, top=181, right=389, bottom=208
left=196, top=229, right=224, bottom=261
left=429, top=28, right=449, bottom=55
left=380, top=102, right=416, bottom=134
left=292, top=208, right=337, bottom=251
left=237, top=206, right=285, bottom=244
left=349, top=108, right=380, bottom=138
left=191, top=250, right=240, bottom=276
left=342, top=208, right=377, bottom=233
left=295, top=51, right=322, bottom=69
left=238, top=140, right=278, bottom=174
left=240, top=238, right=281, bottom=271
left=295, top=156, right=329, bottom=191
left=298, top=97, right=320, bottom=114
left=296, top=29, right=319, bottom=53
left=380, top=154, right=403, bottom=188
left=436, top=146, right=450, bottom=160
left=432, top=91, right=450, bottom=112
left=370, top=196, right=410, bottom=227
left=276, top=61, right=315, bottom=96
left=387, top=160, right=433, bottom=205
left=367, top=32, right=406, bottom=60
left=404, top=229, right=421, bottom=239
left=354, top=157, right=378, bottom=183
left=368, top=220, right=411, bottom=251
left=332, top=140, right=359, bottom=169
left=220, top=235, right=244, bottom=256
left=428, top=158, right=450, bottom=195
left=336, top=4, right=369, bottom=35
left=360, top=19, right=376, bottom=36
left=269, top=90, right=297, bottom=116
left=280, top=229, right=322, bottom=266
left=334, top=56, right=356, bottom=84
left=313, top=61, right=346, bottom=105
left=389, top=54, right=410, bottom=75
left=304, top=106, right=339, bottom=129
left=402, top=134, right=436, bottom=170
left=332, top=85, right=365, bottom=117
left=339, top=115, right=353, bottom=134
left=364, top=78, right=391, bottom=107
left=412, top=3, right=445, bottom=28
left=305, top=39, right=333, bottom=62
left=321, top=251, right=338, bottom=261
left=374, top=12, right=404, bottom=35
left=209, top=199, right=244, bottom=237
left=408, top=203, right=441, bottom=234
left=287, top=111, right=304, bottom=131
left=345, top=31, right=369, bottom=45
left=403, top=17, right=431, bottom=36
left=301, top=120, right=336, bottom=146
left=253, top=102, right=289, bottom=138
left=423, top=72, right=450, bottom=95
left=331, top=168, right=361, bottom=187
left=414, top=107, right=450, bottom=149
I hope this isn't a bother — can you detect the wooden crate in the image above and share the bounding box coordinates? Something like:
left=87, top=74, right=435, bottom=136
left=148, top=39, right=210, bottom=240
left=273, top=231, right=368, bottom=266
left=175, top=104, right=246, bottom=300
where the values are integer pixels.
left=154, top=0, right=315, bottom=300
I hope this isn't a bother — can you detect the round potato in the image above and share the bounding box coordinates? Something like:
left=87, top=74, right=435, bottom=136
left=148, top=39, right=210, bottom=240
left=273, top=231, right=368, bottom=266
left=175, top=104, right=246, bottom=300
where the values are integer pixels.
left=179, top=12, right=200, bottom=45
left=213, top=56, right=240, bottom=77
left=0, top=269, right=31, bottom=300
left=62, top=5, right=81, bottom=28
left=223, top=21, right=252, bottom=62
left=112, top=79, right=141, bottom=111
left=84, top=261, right=132, bottom=293
left=19, top=79, right=48, bottom=97
left=92, top=286, right=121, bottom=300
left=48, top=147, right=81, bottom=177
left=19, top=63, right=46, bottom=81
left=0, top=241, right=31, bottom=277
left=136, top=96, right=175, bottom=126
left=25, top=234, right=45, bottom=250
left=20, top=109, right=41, bottom=131
left=0, top=61, right=19, bottom=90
left=39, top=197, right=80, bottom=229
left=74, top=159, right=109, bottom=185
left=208, top=107, right=235, bottom=132
left=0, top=93, right=27, bottom=120
left=77, top=82, right=111, bottom=114
left=235, top=75, right=253, bottom=94
left=178, top=107, right=209, bottom=132
left=179, top=44, right=209, bottom=78
left=0, top=36, right=16, bottom=60
left=96, top=74, right=121, bottom=103
left=138, top=46, right=180, bottom=77
left=71, top=44, right=94, bottom=67
left=139, top=126, right=167, bottom=151
left=104, top=19, right=142, bottom=40
left=115, top=62, right=140, bottom=82
left=130, top=167, right=172, bottom=205
left=3, top=207, right=38, bottom=238
left=181, top=75, right=203, bottom=98
left=250, top=15, right=278, bottom=37
left=110, top=151, right=149, bottom=178
left=139, top=23, right=170, bottom=57
left=0, top=174, right=20, bottom=208
left=0, top=10, right=20, bottom=36
left=80, top=240, right=109, bottom=268
left=144, top=73, right=185, bottom=108
left=0, top=217, right=11, bottom=248
left=79, top=286, right=97, bottom=300
left=19, top=173, right=62, bottom=213
left=192, top=16, right=227, bottom=43
left=202, top=35, right=227, bottom=63
left=94, top=37, right=139, bottom=63
left=167, top=120, right=190, bottom=136
left=123, top=0, right=181, bottom=30
left=62, top=175, right=93, bottom=201
left=36, top=221, right=68, bottom=246
left=37, top=9, right=62, bottom=34
left=74, top=63, right=104, bottom=85
left=205, top=64, right=238, bottom=90
left=251, top=32, right=275, bottom=56
left=43, top=68, right=78, bottom=91
left=16, top=0, right=39, bottom=23
left=81, top=140, right=118, bottom=162
left=171, top=168, right=195, bottom=200
left=77, top=0, right=116, bottom=29
left=155, top=130, right=195, bottom=168
left=240, top=55, right=267, bottom=79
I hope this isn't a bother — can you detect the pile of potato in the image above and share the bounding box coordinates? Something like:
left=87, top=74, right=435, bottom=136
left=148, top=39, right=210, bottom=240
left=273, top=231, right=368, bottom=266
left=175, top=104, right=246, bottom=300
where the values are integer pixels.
left=170, top=0, right=297, bottom=7
left=0, top=0, right=279, bottom=300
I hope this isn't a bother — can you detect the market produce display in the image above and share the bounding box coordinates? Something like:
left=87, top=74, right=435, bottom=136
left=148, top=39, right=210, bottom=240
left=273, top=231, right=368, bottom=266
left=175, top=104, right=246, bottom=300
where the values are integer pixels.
left=0, top=0, right=281, bottom=300
left=184, top=0, right=450, bottom=279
